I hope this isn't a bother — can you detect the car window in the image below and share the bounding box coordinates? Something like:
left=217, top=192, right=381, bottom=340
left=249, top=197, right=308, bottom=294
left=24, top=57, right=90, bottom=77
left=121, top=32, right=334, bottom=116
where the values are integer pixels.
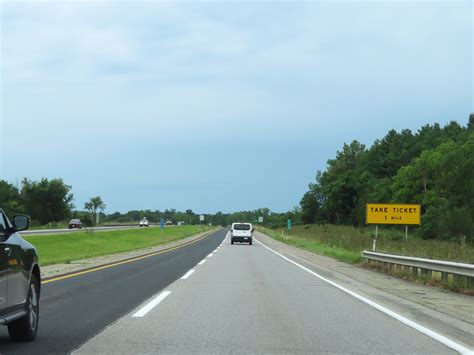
left=233, top=224, right=251, bottom=230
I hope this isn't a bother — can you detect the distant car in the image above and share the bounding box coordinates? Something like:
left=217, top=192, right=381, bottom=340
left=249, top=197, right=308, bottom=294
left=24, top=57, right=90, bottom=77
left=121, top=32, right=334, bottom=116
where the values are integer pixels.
left=68, top=219, right=82, bottom=229
left=139, top=218, right=149, bottom=227
left=1, top=208, right=41, bottom=342
left=165, top=220, right=173, bottom=226
left=230, top=222, right=254, bottom=245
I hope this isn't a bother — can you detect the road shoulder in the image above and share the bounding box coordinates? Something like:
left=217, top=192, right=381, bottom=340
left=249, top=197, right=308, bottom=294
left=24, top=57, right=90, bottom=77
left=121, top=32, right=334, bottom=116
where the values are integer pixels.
left=255, top=231, right=474, bottom=349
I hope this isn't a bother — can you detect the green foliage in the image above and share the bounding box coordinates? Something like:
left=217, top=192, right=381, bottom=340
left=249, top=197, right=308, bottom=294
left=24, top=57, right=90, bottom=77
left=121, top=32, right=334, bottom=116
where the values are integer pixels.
left=0, top=180, right=24, bottom=215
left=300, top=116, right=474, bottom=242
left=104, top=207, right=297, bottom=229
left=262, top=225, right=474, bottom=263
left=84, top=196, right=106, bottom=225
left=20, top=178, right=74, bottom=224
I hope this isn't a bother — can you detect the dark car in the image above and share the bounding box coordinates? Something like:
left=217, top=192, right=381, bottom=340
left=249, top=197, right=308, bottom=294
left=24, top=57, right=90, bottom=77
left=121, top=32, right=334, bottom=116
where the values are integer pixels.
left=68, top=219, right=82, bottom=229
left=0, top=208, right=41, bottom=342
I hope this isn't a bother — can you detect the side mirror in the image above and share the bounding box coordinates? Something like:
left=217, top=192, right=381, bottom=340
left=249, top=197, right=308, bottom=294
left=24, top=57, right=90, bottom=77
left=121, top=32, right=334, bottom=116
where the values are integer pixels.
left=13, top=215, right=30, bottom=232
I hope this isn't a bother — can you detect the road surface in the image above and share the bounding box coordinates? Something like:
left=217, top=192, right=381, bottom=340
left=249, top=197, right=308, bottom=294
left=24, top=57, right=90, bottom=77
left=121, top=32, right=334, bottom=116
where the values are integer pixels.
left=1, top=229, right=470, bottom=354
left=0, top=229, right=224, bottom=354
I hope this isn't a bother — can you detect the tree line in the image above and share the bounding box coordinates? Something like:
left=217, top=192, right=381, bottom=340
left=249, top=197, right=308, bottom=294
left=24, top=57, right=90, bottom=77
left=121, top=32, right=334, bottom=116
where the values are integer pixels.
left=300, top=114, right=474, bottom=241
left=108, top=208, right=297, bottom=228
left=0, top=178, right=295, bottom=228
left=0, top=178, right=107, bottom=226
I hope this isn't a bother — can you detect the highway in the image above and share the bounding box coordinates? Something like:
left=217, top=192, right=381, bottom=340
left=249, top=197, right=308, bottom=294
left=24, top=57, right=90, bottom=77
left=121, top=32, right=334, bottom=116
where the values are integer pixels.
left=1, top=229, right=471, bottom=354
left=21, top=225, right=154, bottom=236
left=0, top=229, right=224, bottom=354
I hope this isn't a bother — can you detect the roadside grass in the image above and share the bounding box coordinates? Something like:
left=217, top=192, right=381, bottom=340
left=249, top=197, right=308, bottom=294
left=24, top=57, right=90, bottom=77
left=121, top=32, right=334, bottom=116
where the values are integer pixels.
left=259, top=224, right=474, bottom=264
left=25, top=225, right=214, bottom=266
left=259, top=227, right=362, bottom=264
left=258, top=224, right=474, bottom=293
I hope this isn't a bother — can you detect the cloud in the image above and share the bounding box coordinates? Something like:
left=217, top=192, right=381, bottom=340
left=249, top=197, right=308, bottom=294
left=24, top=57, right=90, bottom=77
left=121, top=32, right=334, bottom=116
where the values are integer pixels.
left=1, top=1, right=472, bottom=211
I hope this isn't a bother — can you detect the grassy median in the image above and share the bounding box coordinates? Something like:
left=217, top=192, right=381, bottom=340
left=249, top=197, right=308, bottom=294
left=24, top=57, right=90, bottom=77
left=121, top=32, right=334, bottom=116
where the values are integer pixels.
left=25, top=225, right=214, bottom=266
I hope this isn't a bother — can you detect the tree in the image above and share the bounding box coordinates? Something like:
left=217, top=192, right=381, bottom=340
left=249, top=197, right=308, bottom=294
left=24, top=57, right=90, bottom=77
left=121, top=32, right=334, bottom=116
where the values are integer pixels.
left=21, top=178, right=74, bottom=224
left=84, top=196, right=106, bottom=225
left=0, top=180, right=24, bottom=215
left=300, top=187, right=321, bottom=224
left=300, top=115, right=473, bottom=239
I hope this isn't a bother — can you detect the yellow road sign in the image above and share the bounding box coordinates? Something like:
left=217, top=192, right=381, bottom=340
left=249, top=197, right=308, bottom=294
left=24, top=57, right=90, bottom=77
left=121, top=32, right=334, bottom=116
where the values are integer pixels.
left=366, top=203, right=421, bottom=225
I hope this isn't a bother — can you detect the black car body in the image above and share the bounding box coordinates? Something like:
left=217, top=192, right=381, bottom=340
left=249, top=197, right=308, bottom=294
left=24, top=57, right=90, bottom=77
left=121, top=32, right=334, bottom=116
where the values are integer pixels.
left=68, top=219, right=82, bottom=229
left=0, top=208, right=41, bottom=342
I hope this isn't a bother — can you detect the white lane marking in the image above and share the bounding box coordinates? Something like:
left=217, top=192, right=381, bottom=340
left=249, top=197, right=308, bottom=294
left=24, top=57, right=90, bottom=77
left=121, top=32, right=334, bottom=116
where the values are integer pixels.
left=207, top=253, right=213, bottom=258
left=221, top=235, right=228, bottom=246
left=254, top=238, right=473, bottom=355
left=198, top=259, right=206, bottom=265
left=181, top=269, right=195, bottom=280
left=132, top=291, right=171, bottom=318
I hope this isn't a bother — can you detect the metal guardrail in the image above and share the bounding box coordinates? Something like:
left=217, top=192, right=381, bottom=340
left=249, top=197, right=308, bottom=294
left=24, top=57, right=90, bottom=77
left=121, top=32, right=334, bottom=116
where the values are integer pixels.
left=362, top=251, right=474, bottom=286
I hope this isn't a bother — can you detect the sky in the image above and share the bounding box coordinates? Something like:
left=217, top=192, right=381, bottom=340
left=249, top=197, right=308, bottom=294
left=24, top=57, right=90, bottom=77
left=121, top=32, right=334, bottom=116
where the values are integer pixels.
left=0, top=0, right=472, bottom=214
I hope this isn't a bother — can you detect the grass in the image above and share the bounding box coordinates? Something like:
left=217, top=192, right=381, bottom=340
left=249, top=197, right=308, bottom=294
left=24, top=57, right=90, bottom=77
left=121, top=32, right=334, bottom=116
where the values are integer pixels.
left=259, top=224, right=474, bottom=292
left=25, top=225, right=214, bottom=266
left=259, top=227, right=362, bottom=264
left=259, top=224, right=474, bottom=264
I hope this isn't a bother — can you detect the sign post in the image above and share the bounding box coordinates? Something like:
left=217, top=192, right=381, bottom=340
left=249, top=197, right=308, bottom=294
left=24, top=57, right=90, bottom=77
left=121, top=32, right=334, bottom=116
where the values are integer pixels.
left=366, top=203, right=421, bottom=251
left=287, top=219, right=292, bottom=233
left=372, top=225, right=378, bottom=252
left=199, top=215, right=204, bottom=225
left=258, top=216, right=264, bottom=223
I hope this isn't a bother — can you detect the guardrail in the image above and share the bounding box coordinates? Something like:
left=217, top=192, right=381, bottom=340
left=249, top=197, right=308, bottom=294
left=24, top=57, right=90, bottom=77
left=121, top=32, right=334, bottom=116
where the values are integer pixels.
left=362, top=251, right=474, bottom=288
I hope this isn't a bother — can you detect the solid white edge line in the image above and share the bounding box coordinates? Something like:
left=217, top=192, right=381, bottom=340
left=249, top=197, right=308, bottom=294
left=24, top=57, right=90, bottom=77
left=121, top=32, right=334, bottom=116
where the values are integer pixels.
left=181, top=269, right=195, bottom=280
left=198, top=259, right=206, bottom=265
left=207, top=253, right=213, bottom=257
left=254, top=238, right=473, bottom=355
left=132, top=291, right=171, bottom=318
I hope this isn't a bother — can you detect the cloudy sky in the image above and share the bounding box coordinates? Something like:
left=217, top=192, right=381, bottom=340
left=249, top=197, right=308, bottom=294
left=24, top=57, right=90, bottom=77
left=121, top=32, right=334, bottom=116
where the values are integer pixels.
left=0, top=1, right=472, bottom=214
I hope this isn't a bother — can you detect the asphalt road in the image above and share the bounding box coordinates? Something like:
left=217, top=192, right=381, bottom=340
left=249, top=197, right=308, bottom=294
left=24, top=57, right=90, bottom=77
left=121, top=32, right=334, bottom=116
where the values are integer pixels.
left=0, top=228, right=225, bottom=354
left=74, top=233, right=459, bottom=354
left=1, top=229, right=469, bottom=354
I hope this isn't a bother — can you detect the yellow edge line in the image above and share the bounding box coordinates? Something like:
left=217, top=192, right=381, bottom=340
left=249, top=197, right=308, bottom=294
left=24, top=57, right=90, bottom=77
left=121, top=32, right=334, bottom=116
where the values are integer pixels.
left=42, top=231, right=213, bottom=284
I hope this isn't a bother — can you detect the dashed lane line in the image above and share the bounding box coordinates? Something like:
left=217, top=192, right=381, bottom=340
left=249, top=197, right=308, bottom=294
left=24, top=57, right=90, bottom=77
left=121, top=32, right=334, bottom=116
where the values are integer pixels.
left=132, top=291, right=172, bottom=318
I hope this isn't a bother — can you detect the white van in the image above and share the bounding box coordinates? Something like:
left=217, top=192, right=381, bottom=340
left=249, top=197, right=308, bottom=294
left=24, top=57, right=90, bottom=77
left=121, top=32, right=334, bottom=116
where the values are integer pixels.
left=230, top=222, right=254, bottom=245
